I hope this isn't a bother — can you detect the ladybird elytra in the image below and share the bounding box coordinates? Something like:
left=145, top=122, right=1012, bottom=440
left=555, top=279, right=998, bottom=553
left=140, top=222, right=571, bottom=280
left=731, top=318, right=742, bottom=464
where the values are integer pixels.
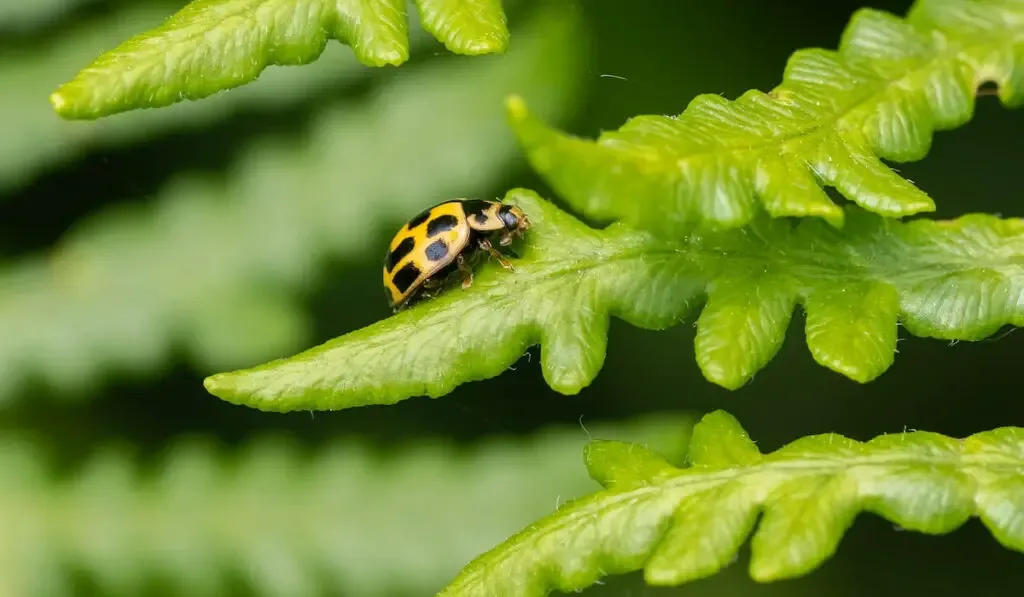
left=383, top=198, right=531, bottom=311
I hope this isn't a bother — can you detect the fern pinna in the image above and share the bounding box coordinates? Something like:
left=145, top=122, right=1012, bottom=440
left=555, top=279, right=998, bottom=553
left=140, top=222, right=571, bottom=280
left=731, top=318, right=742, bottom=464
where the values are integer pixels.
left=50, top=0, right=513, bottom=119
left=205, top=187, right=1024, bottom=407
left=0, top=413, right=693, bottom=596
left=438, top=411, right=1024, bottom=596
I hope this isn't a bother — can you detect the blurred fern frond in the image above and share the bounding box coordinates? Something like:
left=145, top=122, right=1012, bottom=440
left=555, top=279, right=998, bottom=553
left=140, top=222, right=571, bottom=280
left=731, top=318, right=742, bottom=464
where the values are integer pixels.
left=0, top=6, right=585, bottom=408
left=207, top=188, right=1024, bottom=411
left=0, top=0, right=94, bottom=30
left=0, top=411, right=695, bottom=597
left=52, top=0, right=511, bottom=119
left=508, top=0, right=1024, bottom=238
left=0, top=2, right=437, bottom=191
left=439, top=410, right=1024, bottom=596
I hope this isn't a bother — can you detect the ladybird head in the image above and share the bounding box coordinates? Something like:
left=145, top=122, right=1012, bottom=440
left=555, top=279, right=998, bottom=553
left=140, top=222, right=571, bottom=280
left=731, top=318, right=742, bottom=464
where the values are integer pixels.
left=495, top=203, right=530, bottom=247
left=497, top=203, right=530, bottom=233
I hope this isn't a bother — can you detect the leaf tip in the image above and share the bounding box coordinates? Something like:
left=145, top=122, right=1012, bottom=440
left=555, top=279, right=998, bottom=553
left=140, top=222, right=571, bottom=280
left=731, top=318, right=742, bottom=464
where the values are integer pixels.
left=202, top=373, right=230, bottom=399
left=643, top=566, right=686, bottom=586
left=505, top=94, right=528, bottom=121
left=502, top=185, right=540, bottom=204
left=204, top=369, right=282, bottom=411
left=821, top=358, right=886, bottom=384
left=202, top=370, right=256, bottom=407
left=749, top=545, right=825, bottom=584
left=49, top=87, right=78, bottom=119
left=699, top=409, right=744, bottom=432
left=454, top=31, right=509, bottom=56
left=697, top=359, right=751, bottom=391
left=362, top=46, right=410, bottom=67
left=824, top=211, right=845, bottom=229
left=906, top=195, right=937, bottom=215
left=547, top=378, right=589, bottom=395
left=748, top=559, right=786, bottom=584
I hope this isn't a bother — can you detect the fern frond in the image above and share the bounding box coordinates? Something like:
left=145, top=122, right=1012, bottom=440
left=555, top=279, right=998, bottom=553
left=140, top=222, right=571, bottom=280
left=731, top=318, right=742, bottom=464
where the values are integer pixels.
left=0, top=412, right=694, bottom=597
left=507, top=0, right=1024, bottom=237
left=0, top=3, right=434, bottom=191
left=437, top=410, right=1024, bottom=596
left=0, top=0, right=90, bottom=29
left=205, top=187, right=1024, bottom=410
left=0, top=8, right=583, bottom=408
left=50, top=0, right=511, bottom=119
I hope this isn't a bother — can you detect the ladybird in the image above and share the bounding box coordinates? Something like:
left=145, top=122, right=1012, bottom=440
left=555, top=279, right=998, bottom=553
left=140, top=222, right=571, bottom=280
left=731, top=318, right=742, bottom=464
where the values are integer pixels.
left=383, top=198, right=531, bottom=311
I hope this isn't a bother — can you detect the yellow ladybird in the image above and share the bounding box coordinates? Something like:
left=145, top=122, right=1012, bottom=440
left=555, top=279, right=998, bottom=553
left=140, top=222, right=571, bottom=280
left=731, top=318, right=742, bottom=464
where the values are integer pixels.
left=383, top=198, right=531, bottom=311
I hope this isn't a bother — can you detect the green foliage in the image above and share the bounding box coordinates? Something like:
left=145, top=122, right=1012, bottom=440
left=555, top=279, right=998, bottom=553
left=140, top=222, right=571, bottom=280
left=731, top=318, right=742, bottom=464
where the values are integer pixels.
left=0, top=7, right=583, bottom=408
left=0, top=411, right=694, bottom=596
left=507, top=0, right=1024, bottom=237
left=206, top=186, right=1024, bottom=410
left=50, top=0, right=511, bottom=119
left=437, top=410, right=1024, bottom=596
left=0, top=2, right=438, bottom=191
left=415, top=0, right=508, bottom=54
left=8, top=0, right=1023, bottom=595
left=0, top=0, right=93, bottom=29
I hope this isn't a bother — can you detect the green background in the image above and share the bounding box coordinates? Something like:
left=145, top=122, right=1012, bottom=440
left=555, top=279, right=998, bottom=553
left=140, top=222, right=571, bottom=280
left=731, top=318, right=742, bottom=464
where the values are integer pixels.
left=1, top=0, right=1022, bottom=595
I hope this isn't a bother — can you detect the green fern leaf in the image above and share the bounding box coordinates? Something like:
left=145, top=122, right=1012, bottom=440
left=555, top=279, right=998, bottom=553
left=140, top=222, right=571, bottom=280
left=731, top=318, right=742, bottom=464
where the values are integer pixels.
left=0, top=2, right=439, bottom=191
left=414, top=0, right=507, bottom=54
left=205, top=186, right=1024, bottom=410
left=0, top=7, right=583, bottom=408
left=0, top=412, right=693, bottom=596
left=50, top=0, right=510, bottom=119
left=507, top=0, right=1024, bottom=237
left=437, top=410, right=1024, bottom=596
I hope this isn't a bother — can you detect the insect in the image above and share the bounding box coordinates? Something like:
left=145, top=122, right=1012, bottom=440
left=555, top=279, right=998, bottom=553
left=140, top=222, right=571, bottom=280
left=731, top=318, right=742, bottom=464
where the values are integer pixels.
left=383, top=198, right=531, bottom=311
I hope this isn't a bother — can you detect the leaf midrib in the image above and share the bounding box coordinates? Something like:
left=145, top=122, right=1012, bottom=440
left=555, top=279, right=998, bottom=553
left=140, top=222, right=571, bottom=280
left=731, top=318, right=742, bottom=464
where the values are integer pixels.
left=419, top=225, right=1022, bottom=332
left=389, top=243, right=673, bottom=331
left=128, top=0, right=316, bottom=58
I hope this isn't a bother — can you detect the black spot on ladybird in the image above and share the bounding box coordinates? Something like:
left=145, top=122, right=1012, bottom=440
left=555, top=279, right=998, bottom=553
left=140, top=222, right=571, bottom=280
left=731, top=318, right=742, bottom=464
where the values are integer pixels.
left=425, top=239, right=450, bottom=262
left=460, top=200, right=495, bottom=226
left=426, top=214, right=459, bottom=237
left=461, top=199, right=489, bottom=213
left=406, top=209, right=432, bottom=229
left=386, top=237, right=416, bottom=272
left=392, top=262, right=422, bottom=294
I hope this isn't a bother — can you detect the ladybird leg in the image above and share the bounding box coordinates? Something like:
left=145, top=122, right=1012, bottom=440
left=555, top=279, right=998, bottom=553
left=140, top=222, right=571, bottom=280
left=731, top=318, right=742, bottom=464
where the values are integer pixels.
left=477, top=238, right=515, bottom=271
left=457, top=253, right=474, bottom=289
left=417, top=280, right=445, bottom=305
